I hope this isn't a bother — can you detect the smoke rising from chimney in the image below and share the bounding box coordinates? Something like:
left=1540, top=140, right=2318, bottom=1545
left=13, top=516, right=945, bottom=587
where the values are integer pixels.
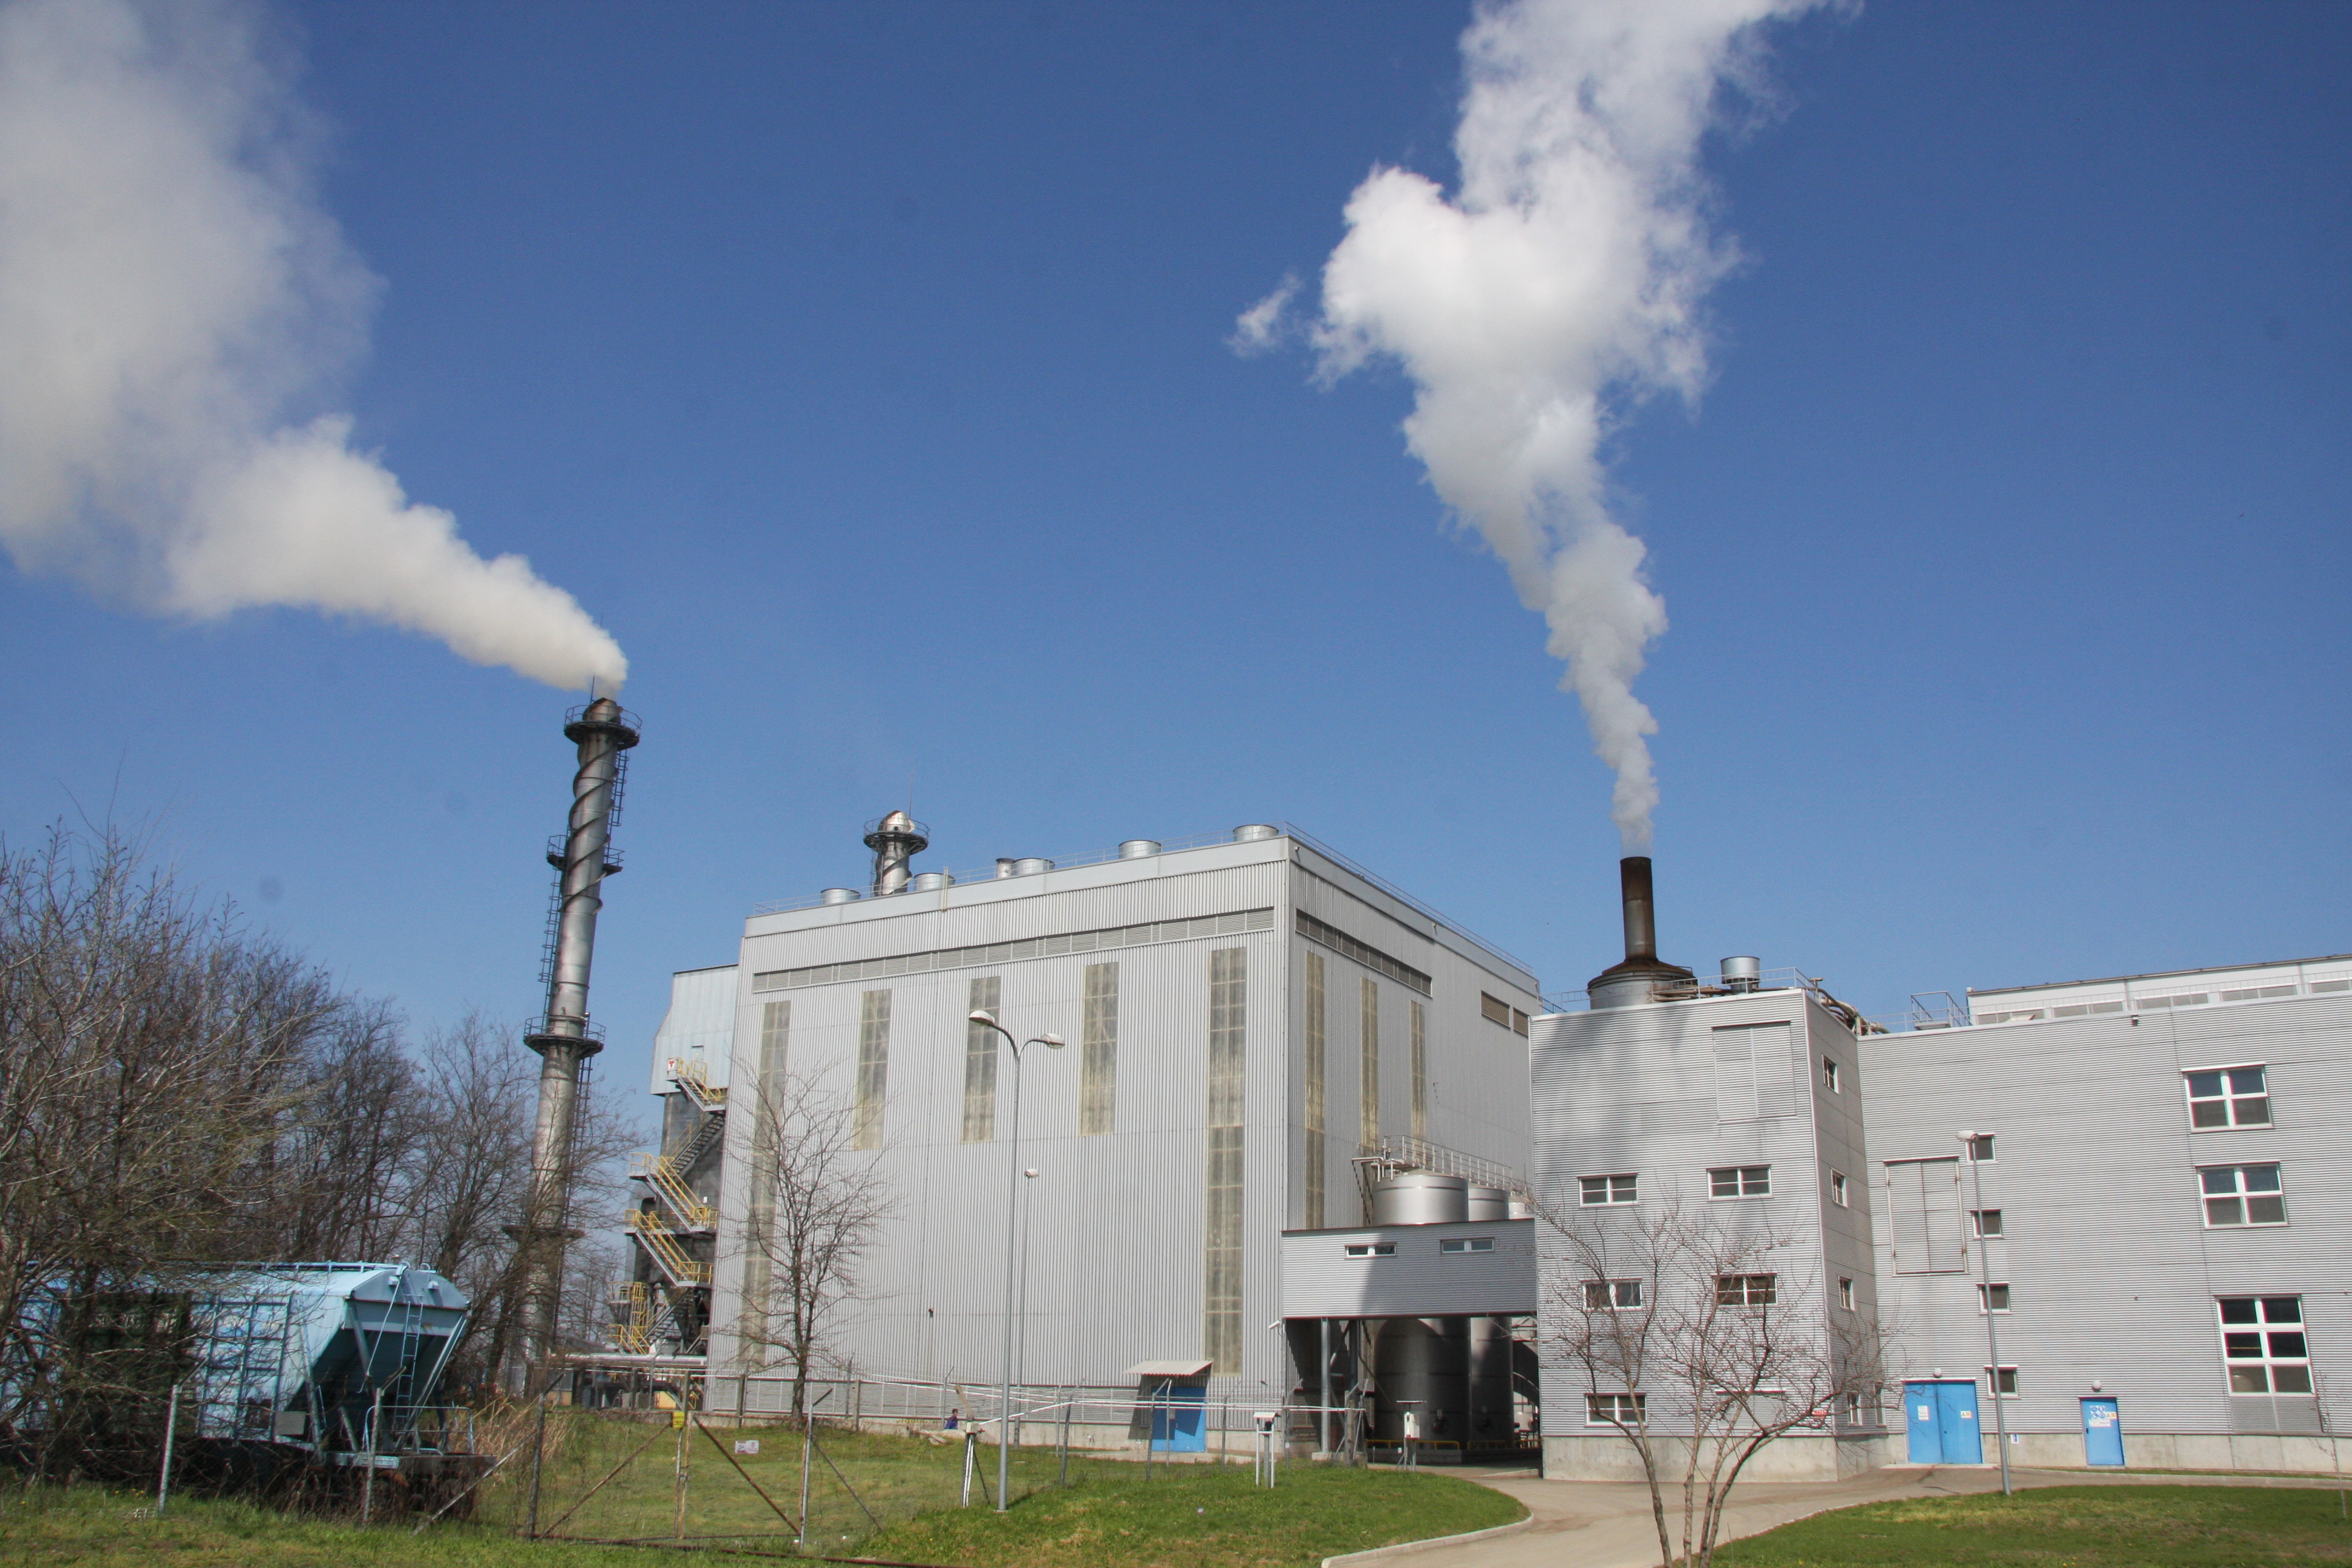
left=0, top=0, right=627, bottom=691
left=1241, top=0, right=1826, bottom=847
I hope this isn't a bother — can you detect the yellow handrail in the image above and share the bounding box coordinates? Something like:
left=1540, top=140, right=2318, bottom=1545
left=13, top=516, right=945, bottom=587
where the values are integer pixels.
left=626, top=1209, right=712, bottom=1286
left=629, top=1150, right=715, bottom=1229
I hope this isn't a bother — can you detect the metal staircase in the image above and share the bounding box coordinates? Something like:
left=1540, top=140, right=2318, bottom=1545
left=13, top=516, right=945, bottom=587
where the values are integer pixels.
left=619, top=1055, right=725, bottom=1353
left=627, top=1207, right=712, bottom=1287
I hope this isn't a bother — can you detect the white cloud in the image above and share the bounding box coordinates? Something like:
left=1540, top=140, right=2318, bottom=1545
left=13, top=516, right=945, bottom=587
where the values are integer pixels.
left=0, top=0, right=626, bottom=690
left=1271, top=0, right=1829, bottom=846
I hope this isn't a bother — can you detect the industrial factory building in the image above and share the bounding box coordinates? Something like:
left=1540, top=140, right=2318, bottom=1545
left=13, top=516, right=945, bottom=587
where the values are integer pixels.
left=626, top=819, right=1545, bottom=1434
left=1527, top=855, right=2352, bottom=1477
left=1859, top=956, right=2352, bottom=1473
left=618, top=801, right=2352, bottom=1477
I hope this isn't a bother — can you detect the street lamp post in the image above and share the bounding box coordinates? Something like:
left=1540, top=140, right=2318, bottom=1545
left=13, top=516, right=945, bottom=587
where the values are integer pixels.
left=970, top=1009, right=1063, bottom=1514
left=1959, top=1130, right=2012, bottom=1496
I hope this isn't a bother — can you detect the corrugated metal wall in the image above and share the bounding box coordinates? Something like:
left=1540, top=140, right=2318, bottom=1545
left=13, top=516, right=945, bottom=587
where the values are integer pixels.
left=1860, top=991, right=2352, bottom=1444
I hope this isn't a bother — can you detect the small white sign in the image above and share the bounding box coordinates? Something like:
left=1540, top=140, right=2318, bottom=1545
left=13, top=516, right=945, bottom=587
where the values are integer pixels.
left=734, top=1439, right=760, bottom=1455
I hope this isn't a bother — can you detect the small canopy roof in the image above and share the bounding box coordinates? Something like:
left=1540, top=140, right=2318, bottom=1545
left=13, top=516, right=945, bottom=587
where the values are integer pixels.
left=1122, top=1359, right=1214, bottom=1380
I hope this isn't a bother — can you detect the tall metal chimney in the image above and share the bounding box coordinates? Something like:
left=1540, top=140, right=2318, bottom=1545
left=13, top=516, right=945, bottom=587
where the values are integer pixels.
left=518, top=697, right=639, bottom=1375
left=864, top=811, right=927, bottom=897
left=1586, top=855, right=1696, bottom=1009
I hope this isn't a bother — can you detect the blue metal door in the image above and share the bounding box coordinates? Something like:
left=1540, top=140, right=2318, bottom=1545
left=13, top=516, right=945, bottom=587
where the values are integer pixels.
left=1936, top=1380, right=1984, bottom=1463
left=2081, top=1397, right=2125, bottom=1466
left=1151, top=1385, right=1207, bottom=1452
left=1904, top=1379, right=1984, bottom=1463
left=1904, top=1382, right=1940, bottom=1462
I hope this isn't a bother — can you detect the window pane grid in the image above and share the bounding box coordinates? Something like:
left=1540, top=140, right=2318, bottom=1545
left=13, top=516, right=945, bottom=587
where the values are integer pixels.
left=2220, top=1296, right=2311, bottom=1394
left=2200, top=1163, right=2287, bottom=1226
left=1708, top=1165, right=1770, bottom=1198
left=1715, top=1273, right=1777, bottom=1307
left=2186, top=1066, right=2272, bottom=1129
left=1580, top=1174, right=1638, bottom=1206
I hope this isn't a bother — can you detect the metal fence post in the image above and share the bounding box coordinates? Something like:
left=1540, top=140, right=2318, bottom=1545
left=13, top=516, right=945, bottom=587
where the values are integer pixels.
left=800, top=1414, right=817, bottom=1546
left=155, top=1380, right=181, bottom=1518
left=673, top=1410, right=689, bottom=1541
left=362, top=1385, right=385, bottom=1524
left=524, top=1395, right=549, bottom=1538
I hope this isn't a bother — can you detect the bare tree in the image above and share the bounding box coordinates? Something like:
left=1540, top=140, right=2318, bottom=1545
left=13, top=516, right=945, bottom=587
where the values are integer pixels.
left=1541, top=1192, right=1890, bottom=1568
left=0, top=825, right=339, bottom=1475
left=732, top=1072, right=895, bottom=1418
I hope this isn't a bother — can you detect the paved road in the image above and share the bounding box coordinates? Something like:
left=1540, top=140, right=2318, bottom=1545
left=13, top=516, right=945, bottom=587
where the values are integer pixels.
left=1383, top=1464, right=2352, bottom=1567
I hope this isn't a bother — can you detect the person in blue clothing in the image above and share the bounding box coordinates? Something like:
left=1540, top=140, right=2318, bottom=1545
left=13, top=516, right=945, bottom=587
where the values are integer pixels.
left=943, top=1408, right=959, bottom=1431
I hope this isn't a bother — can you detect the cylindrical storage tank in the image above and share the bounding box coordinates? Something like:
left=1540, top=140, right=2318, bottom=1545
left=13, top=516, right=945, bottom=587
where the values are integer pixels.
left=819, top=887, right=860, bottom=905
left=1117, top=839, right=1161, bottom=859
left=1721, top=955, right=1762, bottom=993
left=1371, top=1172, right=1469, bottom=1226
left=1372, top=1316, right=1469, bottom=1443
left=1465, top=1185, right=1512, bottom=1221
left=1232, top=823, right=1280, bottom=842
left=1506, top=1195, right=1535, bottom=1220
left=1013, top=857, right=1053, bottom=876
left=910, top=871, right=954, bottom=892
left=1466, top=1317, right=1516, bottom=1441
left=995, top=858, right=1018, bottom=879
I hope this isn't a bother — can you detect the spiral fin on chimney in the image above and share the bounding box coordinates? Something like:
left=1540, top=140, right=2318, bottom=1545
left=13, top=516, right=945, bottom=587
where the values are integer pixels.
left=864, top=811, right=929, bottom=897
left=1587, top=855, right=1696, bottom=1008
left=517, top=696, right=640, bottom=1375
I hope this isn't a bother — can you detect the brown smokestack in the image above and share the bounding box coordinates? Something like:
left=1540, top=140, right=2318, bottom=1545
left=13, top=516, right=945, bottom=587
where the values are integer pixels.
left=1587, top=854, right=1693, bottom=1008
left=1620, top=855, right=1658, bottom=962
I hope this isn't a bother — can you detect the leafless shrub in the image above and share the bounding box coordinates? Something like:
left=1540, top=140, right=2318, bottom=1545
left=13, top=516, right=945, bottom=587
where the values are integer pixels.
left=731, top=1072, right=895, bottom=1418
left=1538, top=1191, right=1892, bottom=1568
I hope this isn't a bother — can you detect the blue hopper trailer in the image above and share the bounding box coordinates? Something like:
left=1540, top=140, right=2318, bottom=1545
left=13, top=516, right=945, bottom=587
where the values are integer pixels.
left=27, top=1262, right=492, bottom=1507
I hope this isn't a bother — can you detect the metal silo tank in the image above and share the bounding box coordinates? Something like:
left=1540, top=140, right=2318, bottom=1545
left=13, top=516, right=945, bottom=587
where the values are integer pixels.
left=1466, top=1316, right=1516, bottom=1442
left=1465, top=1184, right=1512, bottom=1221
left=1372, top=1316, right=1469, bottom=1443
left=1370, top=1172, right=1469, bottom=1225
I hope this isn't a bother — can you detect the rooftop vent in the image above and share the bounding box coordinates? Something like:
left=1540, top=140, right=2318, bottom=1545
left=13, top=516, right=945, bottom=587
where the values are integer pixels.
left=1232, top=824, right=1280, bottom=843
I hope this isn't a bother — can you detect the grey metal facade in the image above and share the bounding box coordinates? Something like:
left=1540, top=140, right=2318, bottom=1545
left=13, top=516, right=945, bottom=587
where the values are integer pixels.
left=673, top=829, right=1541, bottom=1411
left=1859, top=988, right=2352, bottom=1470
left=1527, top=985, right=1885, bottom=1479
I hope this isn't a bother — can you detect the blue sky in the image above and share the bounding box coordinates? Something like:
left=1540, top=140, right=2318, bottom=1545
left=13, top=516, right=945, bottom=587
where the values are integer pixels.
left=3, top=0, right=2345, bottom=1117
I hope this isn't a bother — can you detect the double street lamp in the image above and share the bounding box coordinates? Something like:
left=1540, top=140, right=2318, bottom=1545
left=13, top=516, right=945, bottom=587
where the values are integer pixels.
left=969, top=1010, right=1063, bottom=1513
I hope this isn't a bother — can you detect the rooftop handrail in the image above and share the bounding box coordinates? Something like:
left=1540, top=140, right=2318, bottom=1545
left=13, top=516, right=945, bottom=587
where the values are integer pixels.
left=750, top=822, right=1531, bottom=975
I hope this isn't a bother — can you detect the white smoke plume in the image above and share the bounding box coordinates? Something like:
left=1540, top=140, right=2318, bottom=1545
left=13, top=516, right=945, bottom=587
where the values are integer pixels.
left=1247, top=0, right=1826, bottom=847
left=0, top=0, right=627, bottom=690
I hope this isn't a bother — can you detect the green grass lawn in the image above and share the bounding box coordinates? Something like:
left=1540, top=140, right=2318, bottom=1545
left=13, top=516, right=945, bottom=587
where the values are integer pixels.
left=0, top=1485, right=655, bottom=1567
left=1715, top=1485, right=2352, bottom=1567
left=859, top=1459, right=1524, bottom=1567
left=0, top=1422, right=1524, bottom=1567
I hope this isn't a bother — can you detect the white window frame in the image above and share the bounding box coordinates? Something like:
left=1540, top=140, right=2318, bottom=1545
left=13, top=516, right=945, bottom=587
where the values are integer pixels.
left=1976, top=1282, right=2011, bottom=1313
left=1829, top=1171, right=1849, bottom=1207
left=1579, top=1172, right=1638, bottom=1206
left=1716, top=1273, right=1778, bottom=1307
left=1586, top=1392, right=1645, bottom=1426
left=1439, top=1236, right=1495, bottom=1255
left=1983, top=1365, right=2020, bottom=1398
left=1583, top=1278, right=1643, bottom=1311
left=2200, top=1163, right=2287, bottom=1227
left=1342, top=1242, right=1396, bottom=1259
left=1822, top=1056, right=1841, bottom=1094
left=1964, top=1134, right=1996, bottom=1163
left=2184, top=1064, right=2272, bottom=1130
left=1707, top=1165, right=1771, bottom=1200
left=1837, top=1277, right=1855, bottom=1312
left=1969, top=1207, right=2003, bottom=1238
left=2219, top=1296, right=2311, bottom=1394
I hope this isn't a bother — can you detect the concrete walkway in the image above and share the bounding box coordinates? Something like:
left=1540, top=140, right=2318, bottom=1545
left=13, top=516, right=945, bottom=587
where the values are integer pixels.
left=1373, top=1464, right=2352, bottom=1567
